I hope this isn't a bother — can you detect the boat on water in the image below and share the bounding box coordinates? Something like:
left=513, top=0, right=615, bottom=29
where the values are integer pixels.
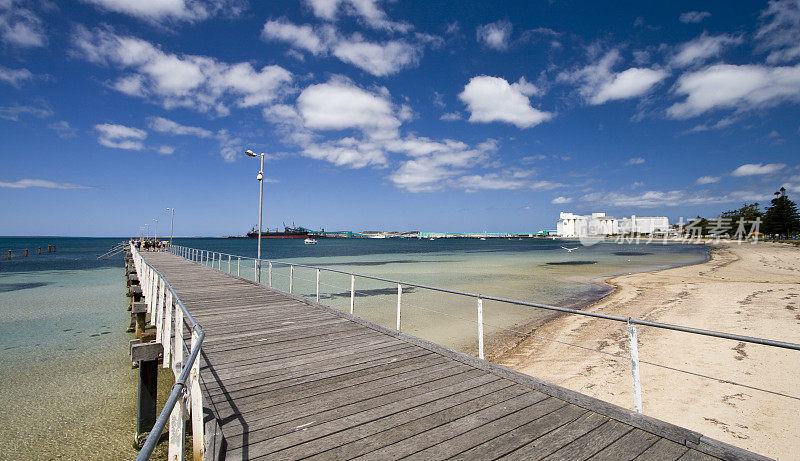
left=240, top=226, right=311, bottom=239
left=304, top=238, right=318, bottom=244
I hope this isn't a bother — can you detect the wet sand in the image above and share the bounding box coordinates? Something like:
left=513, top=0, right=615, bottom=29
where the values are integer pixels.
left=496, top=241, right=800, bottom=459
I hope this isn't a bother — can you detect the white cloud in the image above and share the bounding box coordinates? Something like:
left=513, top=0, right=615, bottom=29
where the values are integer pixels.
left=213, top=129, right=244, bottom=162
left=72, top=26, right=292, bottom=115
left=551, top=196, right=573, bottom=204
left=297, top=80, right=399, bottom=138
left=261, top=19, right=328, bottom=55
left=696, top=175, right=720, bottom=184
left=48, top=121, right=78, bottom=138
left=95, top=123, right=147, bottom=150
left=440, top=112, right=461, bottom=121
left=531, top=180, right=565, bottom=190
left=667, top=63, right=800, bottom=118
left=261, top=18, right=422, bottom=77
left=559, top=50, right=667, bottom=105
left=670, top=33, right=743, bottom=68
left=476, top=20, right=512, bottom=50
left=0, top=66, right=33, bottom=87
left=459, top=76, right=552, bottom=128
left=625, top=157, right=645, bottom=165
left=688, top=116, right=739, bottom=132
left=590, top=67, right=668, bottom=104
left=79, top=0, right=244, bottom=24
left=679, top=11, right=711, bottom=24
left=454, top=171, right=533, bottom=192
left=579, top=189, right=751, bottom=207
left=148, top=116, right=212, bottom=137
left=266, top=80, right=507, bottom=187
left=730, top=163, right=786, bottom=176
left=0, top=2, right=46, bottom=48
left=756, top=0, right=800, bottom=64
left=0, top=102, right=52, bottom=121
left=0, top=178, right=91, bottom=189
left=157, top=145, right=175, bottom=155
left=389, top=139, right=499, bottom=192
left=332, top=37, right=420, bottom=76
left=305, top=0, right=411, bottom=32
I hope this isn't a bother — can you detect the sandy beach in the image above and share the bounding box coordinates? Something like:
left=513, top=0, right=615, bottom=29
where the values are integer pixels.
left=495, top=241, right=800, bottom=459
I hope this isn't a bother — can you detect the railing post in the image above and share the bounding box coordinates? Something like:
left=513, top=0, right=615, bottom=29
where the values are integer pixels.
left=316, top=269, right=320, bottom=302
left=396, top=284, right=402, bottom=331
left=155, top=279, right=163, bottom=338
left=350, top=275, right=355, bottom=314
left=289, top=265, right=294, bottom=294
left=190, top=329, right=204, bottom=460
left=228, top=255, right=231, bottom=274
left=237, top=257, right=240, bottom=277
left=628, top=320, right=644, bottom=413
left=218, top=253, right=221, bottom=270
left=167, top=388, right=186, bottom=461
left=162, top=290, right=172, bottom=368
left=268, top=261, right=273, bottom=287
left=173, top=304, right=183, bottom=379
left=255, top=259, right=261, bottom=284
left=477, top=297, right=484, bottom=360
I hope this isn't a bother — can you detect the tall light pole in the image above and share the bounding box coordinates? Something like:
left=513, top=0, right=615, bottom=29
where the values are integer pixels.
left=153, top=218, right=158, bottom=243
left=245, top=149, right=265, bottom=283
left=166, top=208, right=174, bottom=248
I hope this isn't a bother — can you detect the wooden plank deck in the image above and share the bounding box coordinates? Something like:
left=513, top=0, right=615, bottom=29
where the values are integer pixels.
left=139, top=251, right=768, bottom=461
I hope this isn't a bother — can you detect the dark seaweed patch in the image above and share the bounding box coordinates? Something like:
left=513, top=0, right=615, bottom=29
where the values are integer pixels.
left=0, top=282, right=49, bottom=293
left=614, top=251, right=653, bottom=256
left=546, top=261, right=597, bottom=265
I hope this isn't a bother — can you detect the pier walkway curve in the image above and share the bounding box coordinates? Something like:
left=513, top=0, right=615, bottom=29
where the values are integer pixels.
left=137, top=250, right=769, bottom=461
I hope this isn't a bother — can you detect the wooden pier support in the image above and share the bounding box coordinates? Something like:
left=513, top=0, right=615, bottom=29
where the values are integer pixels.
left=25, top=249, right=28, bottom=257
left=132, top=302, right=148, bottom=339
left=130, top=340, right=162, bottom=447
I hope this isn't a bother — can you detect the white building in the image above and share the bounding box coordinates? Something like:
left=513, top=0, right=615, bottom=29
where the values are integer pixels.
left=557, top=212, right=669, bottom=237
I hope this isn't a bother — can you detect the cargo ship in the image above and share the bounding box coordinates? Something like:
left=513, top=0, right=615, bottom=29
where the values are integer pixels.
left=244, top=226, right=310, bottom=239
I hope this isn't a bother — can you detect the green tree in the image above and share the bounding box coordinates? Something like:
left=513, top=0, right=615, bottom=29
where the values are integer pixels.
left=763, top=187, right=800, bottom=238
left=721, top=202, right=763, bottom=223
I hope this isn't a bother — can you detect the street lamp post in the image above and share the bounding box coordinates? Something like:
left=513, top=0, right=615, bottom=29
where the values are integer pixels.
left=166, top=208, right=174, bottom=248
left=245, top=149, right=266, bottom=283
left=153, top=219, right=158, bottom=244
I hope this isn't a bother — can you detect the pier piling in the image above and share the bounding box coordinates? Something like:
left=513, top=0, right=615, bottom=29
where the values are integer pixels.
left=130, top=340, right=161, bottom=447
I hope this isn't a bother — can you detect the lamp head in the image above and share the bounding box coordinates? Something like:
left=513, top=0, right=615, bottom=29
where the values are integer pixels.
left=245, top=149, right=257, bottom=157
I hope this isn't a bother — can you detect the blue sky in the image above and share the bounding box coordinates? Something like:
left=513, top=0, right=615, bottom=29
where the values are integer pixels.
left=1, top=0, right=798, bottom=236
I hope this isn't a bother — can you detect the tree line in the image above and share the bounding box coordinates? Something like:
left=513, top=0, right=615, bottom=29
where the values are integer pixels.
left=689, top=187, right=800, bottom=239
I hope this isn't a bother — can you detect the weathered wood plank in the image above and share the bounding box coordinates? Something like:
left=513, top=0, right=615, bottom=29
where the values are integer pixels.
left=634, top=437, right=689, bottom=460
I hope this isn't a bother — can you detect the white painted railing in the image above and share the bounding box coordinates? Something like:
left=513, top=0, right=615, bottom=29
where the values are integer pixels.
left=132, top=244, right=205, bottom=461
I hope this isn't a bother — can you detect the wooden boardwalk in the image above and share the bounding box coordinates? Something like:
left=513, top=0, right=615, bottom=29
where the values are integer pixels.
left=140, top=251, right=767, bottom=461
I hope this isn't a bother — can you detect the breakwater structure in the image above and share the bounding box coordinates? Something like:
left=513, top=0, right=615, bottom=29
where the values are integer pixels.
left=122, top=243, right=794, bottom=460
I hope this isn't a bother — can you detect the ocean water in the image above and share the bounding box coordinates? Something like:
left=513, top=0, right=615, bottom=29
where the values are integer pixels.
left=0, top=236, right=708, bottom=458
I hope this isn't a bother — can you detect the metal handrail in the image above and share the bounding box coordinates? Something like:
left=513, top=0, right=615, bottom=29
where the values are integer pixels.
left=172, top=245, right=800, bottom=352
left=132, top=244, right=205, bottom=461
left=170, top=243, right=800, bottom=415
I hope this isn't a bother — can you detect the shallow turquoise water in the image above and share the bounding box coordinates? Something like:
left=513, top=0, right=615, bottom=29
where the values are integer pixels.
left=0, top=236, right=707, bottom=458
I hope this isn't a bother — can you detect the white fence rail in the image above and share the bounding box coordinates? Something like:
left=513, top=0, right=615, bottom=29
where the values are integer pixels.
left=132, top=244, right=205, bottom=461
